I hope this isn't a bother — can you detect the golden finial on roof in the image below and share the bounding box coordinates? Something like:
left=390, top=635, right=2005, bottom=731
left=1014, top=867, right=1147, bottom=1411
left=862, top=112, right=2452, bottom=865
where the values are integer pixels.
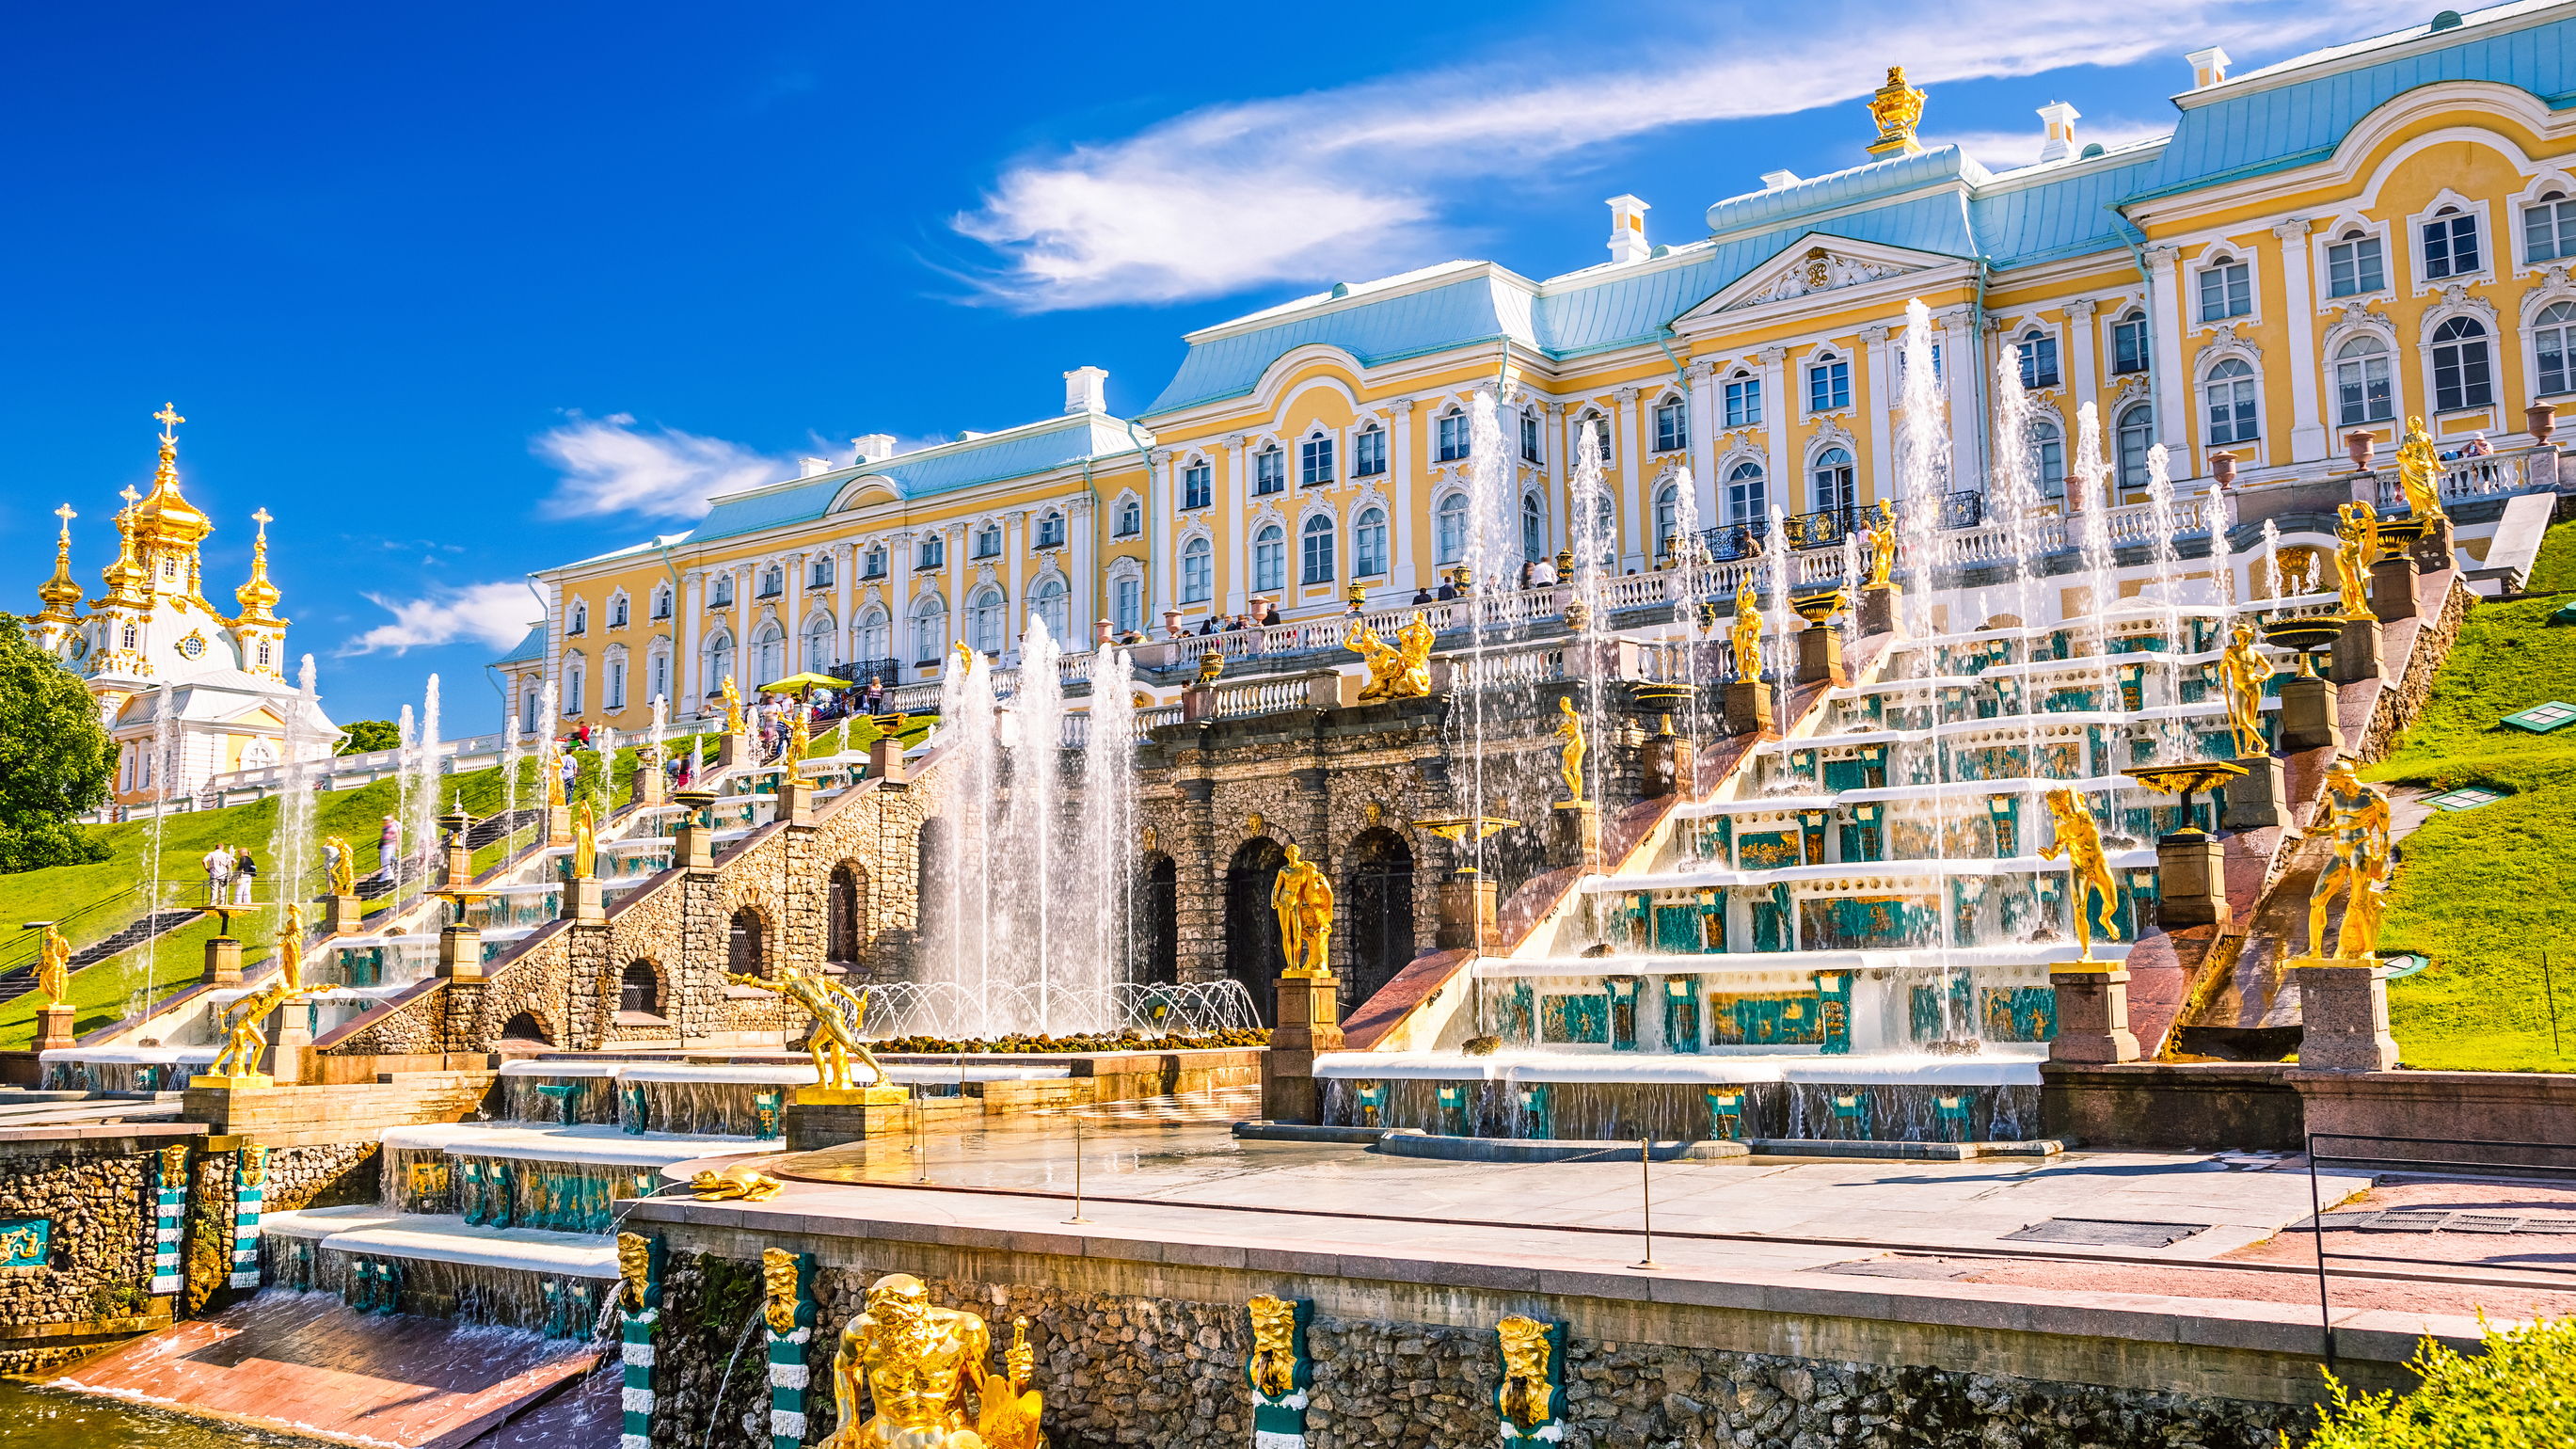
left=36, top=504, right=82, bottom=623
left=94, top=486, right=150, bottom=610
left=131, top=402, right=213, bottom=559
left=1866, top=65, right=1928, bottom=158
left=235, top=506, right=286, bottom=629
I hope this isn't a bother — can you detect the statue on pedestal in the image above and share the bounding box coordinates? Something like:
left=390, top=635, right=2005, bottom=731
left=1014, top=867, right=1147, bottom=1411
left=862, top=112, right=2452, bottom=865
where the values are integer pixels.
left=1730, top=587, right=1763, bottom=682
left=725, top=963, right=885, bottom=1091
left=34, top=923, right=70, bottom=1007
left=2217, top=621, right=2273, bottom=759
left=206, top=903, right=313, bottom=1079
left=1347, top=614, right=1434, bottom=701
left=2334, top=502, right=2378, bottom=619
left=2308, top=759, right=2393, bottom=959
left=1552, top=696, right=1585, bottom=804
left=322, top=836, right=356, bottom=898
left=1861, top=506, right=1897, bottom=587
left=722, top=674, right=745, bottom=736
left=1270, top=844, right=1334, bottom=979
left=571, top=800, right=597, bottom=881
left=822, top=1273, right=1024, bottom=1449
left=2037, top=788, right=2120, bottom=963
left=2395, top=415, right=2445, bottom=520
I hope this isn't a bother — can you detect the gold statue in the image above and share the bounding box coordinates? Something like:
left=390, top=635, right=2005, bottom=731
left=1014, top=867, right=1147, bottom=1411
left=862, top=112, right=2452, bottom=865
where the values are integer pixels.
left=1730, top=588, right=1763, bottom=681
left=2037, top=788, right=2120, bottom=963
left=1861, top=506, right=1897, bottom=588
left=1866, top=65, right=1928, bottom=155
left=160, top=1142, right=190, bottom=1191
left=1497, top=1316, right=1558, bottom=1435
left=1248, top=1296, right=1300, bottom=1398
left=322, top=836, right=356, bottom=898
left=1552, top=696, right=1585, bottom=804
left=722, top=674, right=746, bottom=736
left=974, top=1317, right=1044, bottom=1449
left=1347, top=613, right=1435, bottom=701
left=821, top=1272, right=994, bottom=1449
left=2217, top=622, right=2272, bottom=760
left=2334, top=502, right=2377, bottom=619
left=1195, top=647, right=1224, bottom=685
left=1270, top=844, right=1334, bottom=979
left=241, top=1143, right=269, bottom=1188
left=724, top=963, right=886, bottom=1091
left=689, top=1165, right=783, bottom=1201
left=205, top=905, right=316, bottom=1080
left=2308, top=759, right=2393, bottom=960
left=763, top=1248, right=803, bottom=1332
left=787, top=699, right=811, bottom=760
left=2394, top=415, right=2445, bottom=519
left=34, top=923, right=70, bottom=1007
left=273, top=902, right=304, bottom=991
left=571, top=799, right=597, bottom=882
left=545, top=741, right=567, bottom=808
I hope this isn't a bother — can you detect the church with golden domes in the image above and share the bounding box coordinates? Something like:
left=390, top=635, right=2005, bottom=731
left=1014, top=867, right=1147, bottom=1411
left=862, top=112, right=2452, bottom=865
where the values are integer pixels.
left=27, top=405, right=337, bottom=810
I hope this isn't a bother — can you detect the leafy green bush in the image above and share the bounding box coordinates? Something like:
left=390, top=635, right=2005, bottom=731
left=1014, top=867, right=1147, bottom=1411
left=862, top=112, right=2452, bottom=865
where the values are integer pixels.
left=2300, top=1316, right=2576, bottom=1447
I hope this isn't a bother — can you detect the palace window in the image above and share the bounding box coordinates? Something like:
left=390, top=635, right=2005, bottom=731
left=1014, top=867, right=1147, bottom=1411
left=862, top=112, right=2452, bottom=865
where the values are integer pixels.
left=917, top=533, right=945, bottom=570
left=1654, top=395, right=1689, bottom=451
left=2204, top=358, right=2258, bottom=445
left=1031, top=577, right=1069, bottom=643
left=911, top=598, right=946, bottom=662
left=1653, top=483, right=1679, bottom=556
left=1183, top=461, right=1213, bottom=509
left=1253, top=524, right=1285, bottom=594
left=2431, top=316, right=2494, bottom=412
left=1586, top=415, right=1613, bottom=464
left=706, top=634, right=733, bottom=688
left=1254, top=446, right=1286, bottom=494
left=1301, top=515, right=1334, bottom=584
left=650, top=651, right=668, bottom=704
left=862, top=547, right=886, bottom=579
left=758, top=566, right=783, bottom=597
left=566, top=667, right=583, bottom=715
left=2327, top=231, right=2385, bottom=297
left=1035, top=510, right=1064, bottom=549
left=803, top=613, right=834, bottom=667
left=1114, top=577, right=1141, bottom=633
left=1436, top=493, right=1467, bottom=563
left=2115, top=403, right=2155, bottom=492
left=2112, top=310, right=2150, bottom=374
left=121, top=622, right=137, bottom=650
left=969, top=588, right=1004, bottom=655
left=1437, top=409, right=1470, bottom=463
left=608, top=658, right=627, bottom=710
left=653, top=586, right=673, bottom=619
left=2197, top=255, right=2251, bottom=322
left=2526, top=194, right=2576, bottom=263
left=1299, top=433, right=1334, bottom=486
left=1898, top=342, right=1944, bottom=384
left=711, top=575, right=734, bottom=607
left=2334, top=336, right=2394, bottom=425
left=1724, top=373, right=1761, bottom=428
left=1181, top=538, right=1214, bottom=603
left=2424, top=207, right=2481, bottom=279
left=972, top=525, right=1001, bottom=559
left=1520, top=493, right=1543, bottom=562
left=2535, top=301, right=2576, bottom=396
left=1354, top=425, right=1387, bottom=477
left=568, top=602, right=587, bottom=635
left=1519, top=410, right=1541, bottom=463
left=809, top=556, right=833, bottom=589
left=1812, top=447, right=1854, bottom=513
left=1725, top=461, right=1766, bottom=523
left=2016, top=330, right=2059, bottom=390
left=1805, top=355, right=1850, bottom=412
left=1355, top=507, right=1389, bottom=577
left=610, top=595, right=628, bottom=628
left=1115, top=498, right=1141, bottom=536
left=2027, top=421, right=2065, bottom=500
left=855, top=609, right=890, bottom=662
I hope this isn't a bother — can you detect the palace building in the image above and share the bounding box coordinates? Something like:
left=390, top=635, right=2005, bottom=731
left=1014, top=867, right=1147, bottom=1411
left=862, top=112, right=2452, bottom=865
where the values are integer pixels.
left=480, top=5, right=2576, bottom=724
left=27, top=406, right=335, bottom=807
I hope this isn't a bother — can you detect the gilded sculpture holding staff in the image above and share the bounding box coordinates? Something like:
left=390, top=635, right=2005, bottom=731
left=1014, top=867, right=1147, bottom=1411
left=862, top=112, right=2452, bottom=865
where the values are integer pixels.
left=1271, top=844, right=1334, bottom=979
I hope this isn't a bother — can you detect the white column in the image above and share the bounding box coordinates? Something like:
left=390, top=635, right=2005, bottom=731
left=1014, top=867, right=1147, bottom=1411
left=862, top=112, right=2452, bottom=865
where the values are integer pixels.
left=730, top=565, right=748, bottom=694
left=1686, top=361, right=1718, bottom=528
left=1859, top=326, right=1894, bottom=507
left=782, top=551, right=803, bottom=676
left=2146, top=245, right=2190, bottom=454
left=1541, top=401, right=1566, bottom=554
left=1070, top=495, right=1097, bottom=643
left=1758, top=348, right=1789, bottom=522
left=1613, top=386, right=1642, bottom=569
left=833, top=543, right=853, bottom=666
left=1002, top=512, right=1026, bottom=657
left=1149, top=449, right=1174, bottom=618
left=544, top=581, right=564, bottom=715
left=947, top=525, right=969, bottom=657
left=1938, top=310, right=1980, bottom=493
left=2063, top=299, right=2100, bottom=446
left=1388, top=404, right=1417, bottom=591
left=2274, top=219, right=2326, bottom=465
left=681, top=571, right=705, bottom=719
left=887, top=533, right=914, bottom=677
left=1223, top=433, right=1249, bottom=613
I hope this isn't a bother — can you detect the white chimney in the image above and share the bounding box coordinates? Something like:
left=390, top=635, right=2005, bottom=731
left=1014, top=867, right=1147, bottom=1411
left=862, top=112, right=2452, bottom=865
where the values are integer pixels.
left=798, top=456, right=834, bottom=479
left=2186, top=45, right=2231, bottom=90
left=1605, top=195, right=1650, bottom=263
left=1063, top=365, right=1110, bottom=415
left=2036, top=101, right=2081, bottom=164
left=851, top=434, right=898, bottom=465
left=1759, top=169, right=1802, bottom=191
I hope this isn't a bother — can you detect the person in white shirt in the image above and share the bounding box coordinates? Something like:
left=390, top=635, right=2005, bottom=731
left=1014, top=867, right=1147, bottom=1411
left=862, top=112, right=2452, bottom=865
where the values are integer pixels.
left=202, top=844, right=232, bottom=906
left=1529, top=558, right=1558, bottom=587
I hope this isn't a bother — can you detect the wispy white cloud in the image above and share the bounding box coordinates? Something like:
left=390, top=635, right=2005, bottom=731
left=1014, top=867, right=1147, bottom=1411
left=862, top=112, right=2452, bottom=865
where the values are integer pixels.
left=951, top=1, right=2418, bottom=310
left=533, top=412, right=789, bottom=521
left=342, top=581, right=536, bottom=656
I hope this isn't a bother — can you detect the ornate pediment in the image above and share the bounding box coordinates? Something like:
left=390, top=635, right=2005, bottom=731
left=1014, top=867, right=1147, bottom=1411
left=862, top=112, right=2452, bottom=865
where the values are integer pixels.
left=1722, top=247, right=1914, bottom=312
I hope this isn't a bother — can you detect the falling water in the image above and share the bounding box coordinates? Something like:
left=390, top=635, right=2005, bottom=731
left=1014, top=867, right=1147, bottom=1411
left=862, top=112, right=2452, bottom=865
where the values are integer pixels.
left=1763, top=507, right=1793, bottom=730
left=594, top=724, right=617, bottom=825
left=277, top=656, right=323, bottom=914
left=501, top=718, right=522, bottom=829
left=1011, top=619, right=1065, bottom=1028
left=1892, top=299, right=1952, bottom=646
left=2260, top=518, right=2284, bottom=601
left=409, top=677, right=442, bottom=896
left=394, top=705, right=417, bottom=895
left=1570, top=438, right=1616, bottom=812
left=1456, top=389, right=1516, bottom=871
left=2141, top=448, right=2188, bottom=763
left=1665, top=467, right=1709, bottom=749
left=2072, top=403, right=2120, bottom=718
left=1988, top=355, right=2052, bottom=977
left=130, top=682, right=179, bottom=1021
left=1082, top=644, right=1139, bottom=985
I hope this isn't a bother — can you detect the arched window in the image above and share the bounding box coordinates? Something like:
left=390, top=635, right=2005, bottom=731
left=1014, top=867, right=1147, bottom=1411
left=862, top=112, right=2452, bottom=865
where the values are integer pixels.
left=2328, top=229, right=2386, bottom=297
left=1354, top=424, right=1388, bottom=477
left=1115, top=498, right=1141, bottom=536
left=972, top=524, right=1002, bottom=559
left=855, top=608, right=890, bottom=665
left=1036, top=511, right=1065, bottom=548
left=705, top=632, right=734, bottom=693
left=2204, top=358, right=2258, bottom=445
left=2524, top=191, right=2576, bottom=263
left=827, top=865, right=869, bottom=965
left=1811, top=447, right=1854, bottom=514
left=1300, top=514, right=1334, bottom=584
left=648, top=649, right=668, bottom=707
left=969, top=588, right=1005, bottom=655
left=1181, top=537, right=1214, bottom=604
left=2431, top=316, right=2494, bottom=412
left=610, top=594, right=628, bottom=628
left=911, top=596, right=946, bottom=662
left=2424, top=204, right=2480, bottom=280
left=652, top=586, right=672, bottom=620
left=2197, top=253, right=2250, bottom=321
left=1654, top=393, right=1689, bottom=451
left=1519, top=409, right=1542, bottom=463
left=1805, top=353, right=1850, bottom=412
left=1585, top=414, right=1613, bottom=464
left=1437, top=409, right=1470, bottom=463
left=569, top=601, right=587, bottom=635
left=1435, top=494, right=1467, bottom=564
left=1298, top=431, right=1334, bottom=486
left=728, top=907, right=764, bottom=979
left=2334, top=336, right=2394, bottom=425
left=752, top=624, right=785, bottom=686
left=2115, top=403, right=2155, bottom=492
left=2027, top=421, right=2066, bottom=500
left=565, top=662, right=584, bottom=715
left=120, top=622, right=138, bottom=650
left=1723, top=371, right=1760, bottom=426
left=1253, top=524, right=1285, bottom=593
left=1654, top=483, right=1679, bottom=556
left=1254, top=445, right=1286, bottom=494
left=1031, top=576, right=1069, bottom=644
left=1354, top=507, right=1389, bottom=577
left=808, top=555, right=833, bottom=589
left=1520, top=493, right=1543, bottom=562
left=1725, top=461, right=1765, bottom=523
left=861, top=547, right=886, bottom=579
left=803, top=613, right=835, bottom=668
left=619, top=963, right=660, bottom=1017
left=607, top=656, right=626, bottom=709
left=2536, top=300, right=2576, bottom=396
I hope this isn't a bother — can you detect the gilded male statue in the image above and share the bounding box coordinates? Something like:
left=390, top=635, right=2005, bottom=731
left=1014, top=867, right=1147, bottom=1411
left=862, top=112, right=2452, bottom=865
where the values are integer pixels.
left=1861, top=504, right=1897, bottom=587
left=571, top=799, right=597, bottom=881
left=1270, top=844, right=1334, bottom=979
left=2037, top=788, right=2120, bottom=963
left=821, top=1273, right=994, bottom=1449
left=974, top=1317, right=1043, bottom=1449
left=1347, top=613, right=1435, bottom=701
left=1496, top=1315, right=1558, bottom=1437
left=2308, top=758, right=2393, bottom=960
left=322, top=835, right=356, bottom=898
left=724, top=963, right=884, bottom=1091
left=723, top=673, right=746, bottom=736
left=206, top=904, right=313, bottom=1079
left=2216, top=621, right=2272, bottom=759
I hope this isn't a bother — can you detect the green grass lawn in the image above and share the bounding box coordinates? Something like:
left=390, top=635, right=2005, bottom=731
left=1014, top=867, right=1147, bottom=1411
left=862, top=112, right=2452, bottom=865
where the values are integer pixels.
left=2369, top=518, right=2576, bottom=1072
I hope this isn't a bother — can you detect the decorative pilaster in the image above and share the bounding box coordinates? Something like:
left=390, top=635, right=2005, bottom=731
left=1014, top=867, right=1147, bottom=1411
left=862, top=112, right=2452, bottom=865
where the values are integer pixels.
left=616, top=1233, right=664, bottom=1449
left=151, top=1143, right=186, bottom=1297
left=1495, top=1315, right=1568, bottom=1445
left=763, top=1249, right=817, bottom=1449
left=1245, top=1295, right=1314, bottom=1448
left=229, top=1144, right=267, bottom=1290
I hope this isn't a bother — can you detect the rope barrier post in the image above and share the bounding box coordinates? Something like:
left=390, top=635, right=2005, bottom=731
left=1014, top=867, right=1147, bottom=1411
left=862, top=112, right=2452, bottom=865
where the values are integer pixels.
left=914, top=1081, right=928, bottom=1184
left=1631, top=1137, right=1659, bottom=1271
left=2307, top=1133, right=2333, bottom=1372
left=1067, top=1116, right=1092, bottom=1225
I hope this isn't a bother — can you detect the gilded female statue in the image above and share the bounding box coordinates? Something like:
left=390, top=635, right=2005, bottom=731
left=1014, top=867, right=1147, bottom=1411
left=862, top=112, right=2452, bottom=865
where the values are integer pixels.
left=1730, top=587, right=1763, bottom=681
left=2394, top=415, right=2444, bottom=519
left=1552, top=696, right=1586, bottom=804
left=2333, top=502, right=2377, bottom=619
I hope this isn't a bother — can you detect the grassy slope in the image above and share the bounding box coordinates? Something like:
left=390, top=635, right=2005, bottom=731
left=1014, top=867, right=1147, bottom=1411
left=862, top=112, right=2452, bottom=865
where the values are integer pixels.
left=2369, top=518, right=2576, bottom=1072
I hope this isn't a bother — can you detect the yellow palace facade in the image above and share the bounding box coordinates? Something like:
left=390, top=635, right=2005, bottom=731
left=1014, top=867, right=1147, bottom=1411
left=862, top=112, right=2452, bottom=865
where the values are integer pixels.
left=504, top=4, right=2576, bottom=729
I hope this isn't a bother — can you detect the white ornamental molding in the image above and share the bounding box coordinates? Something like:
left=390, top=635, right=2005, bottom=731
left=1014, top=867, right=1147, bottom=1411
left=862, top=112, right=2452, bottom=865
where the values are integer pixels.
left=1727, top=247, right=1908, bottom=310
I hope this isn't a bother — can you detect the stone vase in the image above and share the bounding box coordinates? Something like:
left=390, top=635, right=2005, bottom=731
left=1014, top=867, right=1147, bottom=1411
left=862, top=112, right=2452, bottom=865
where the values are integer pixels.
left=2345, top=429, right=2376, bottom=471
left=2528, top=402, right=2558, bottom=444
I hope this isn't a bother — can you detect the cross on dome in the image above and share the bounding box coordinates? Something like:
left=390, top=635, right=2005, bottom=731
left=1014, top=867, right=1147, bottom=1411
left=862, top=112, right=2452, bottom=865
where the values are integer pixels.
left=154, top=403, right=184, bottom=441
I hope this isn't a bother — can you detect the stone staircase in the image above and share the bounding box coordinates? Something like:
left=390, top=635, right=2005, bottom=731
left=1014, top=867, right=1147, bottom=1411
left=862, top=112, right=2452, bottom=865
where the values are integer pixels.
left=0, top=906, right=206, bottom=1007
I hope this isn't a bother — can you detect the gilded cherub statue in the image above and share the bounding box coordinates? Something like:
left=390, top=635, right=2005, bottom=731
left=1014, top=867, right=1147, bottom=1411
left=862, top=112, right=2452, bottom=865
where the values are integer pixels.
left=1552, top=695, right=1585, bottom=804
left=2394, top=414, right=2444, bottom=520
left=2334, top=501, right=2377, bottom=619
left=2037, top=788, right=2121, bottom=963
left=722, top=673, right=746, bottom=736
left=2308, top=758, right=2393, bottom=961
left=2216, top=621, right=2273, bottom=759
left=322, top=836, right=356, bottom=898
left=1730, top=587, right=1763, bottom=682
left=34, top=923, right=70, bottom=1007
left=1347, top=613, right=1434, bottom=701
left=974, top=1317, right=1044, bottom=1449
left=821, top=1273, right=994, bottom=1449
left=724, top=963, right=885, bottom=1091
left=571, top=799, right=597, bottom=881
left=1270, top=844, right=1334, bottom=979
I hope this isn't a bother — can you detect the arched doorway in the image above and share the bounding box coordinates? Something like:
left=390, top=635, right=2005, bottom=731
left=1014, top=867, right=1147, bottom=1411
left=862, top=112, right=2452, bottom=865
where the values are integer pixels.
left=1344, top=828, right=1416, bottom=1014
left=1223, top=836, right=1289, bottom=1025
left=729, top=906, right=766, bottom=978
left=500, top=1011, right=551, bottom=1043
left=828, top=864, right=869, bottom=968
left=619, top=962, right=661, bottom=1018
left=1137, top=854, right=1178, bottom=987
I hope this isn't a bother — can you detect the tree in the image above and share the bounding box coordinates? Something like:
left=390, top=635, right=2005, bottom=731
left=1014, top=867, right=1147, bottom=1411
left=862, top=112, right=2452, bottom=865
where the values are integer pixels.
left=339, top=719, right=402, bottom=754
left=0, top=615, right=114, bottom=873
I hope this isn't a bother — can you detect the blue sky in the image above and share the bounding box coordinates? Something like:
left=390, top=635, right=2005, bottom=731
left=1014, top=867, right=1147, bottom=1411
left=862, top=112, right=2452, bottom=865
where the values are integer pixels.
left=1, top=1, right=2415, bottom=732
